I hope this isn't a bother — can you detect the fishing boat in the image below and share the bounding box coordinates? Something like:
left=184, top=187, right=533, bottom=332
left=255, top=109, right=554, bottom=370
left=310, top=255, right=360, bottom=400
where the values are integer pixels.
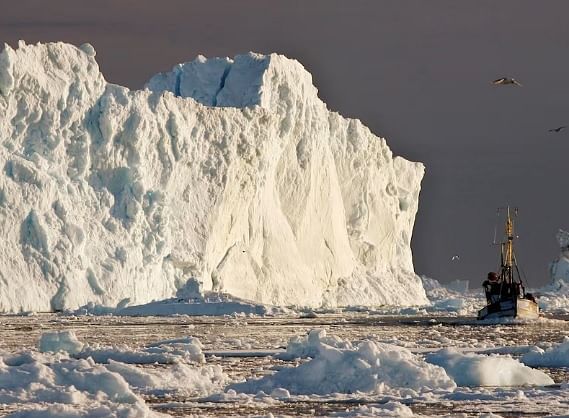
left=477, top=208, right=539, bottom=320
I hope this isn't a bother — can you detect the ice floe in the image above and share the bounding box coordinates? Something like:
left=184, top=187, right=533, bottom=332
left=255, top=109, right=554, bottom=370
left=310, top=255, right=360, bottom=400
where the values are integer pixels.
left=522, top=336, right=569, bottom=367
left=231, top=329, right=456, bottom=396
left=38, top=330, right=84, bottom=355
left=425, top=348, right=554, bottom=387
left=0, top=330, right=227, bottom=416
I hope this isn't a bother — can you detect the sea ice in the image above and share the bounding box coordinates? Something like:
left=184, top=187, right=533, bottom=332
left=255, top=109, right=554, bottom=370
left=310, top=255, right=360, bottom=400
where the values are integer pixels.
left=522, top=336, right=569, bottom=367
left=105, top=360, right=227, bottom=396
left=38, top=330, right=84, bottom=355
left=421, top=276, right=483, bottom=316
left=230, top=329, right=456, bottom=395
left=2, top=330, right=229, bottom=415
left=0, top=352, right=156, bottom=417
left=426, top=348, right=554, bottom=387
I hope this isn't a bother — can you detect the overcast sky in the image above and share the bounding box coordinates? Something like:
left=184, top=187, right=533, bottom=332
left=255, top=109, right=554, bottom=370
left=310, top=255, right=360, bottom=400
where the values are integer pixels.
left=2, top=1, right=568, bottom=286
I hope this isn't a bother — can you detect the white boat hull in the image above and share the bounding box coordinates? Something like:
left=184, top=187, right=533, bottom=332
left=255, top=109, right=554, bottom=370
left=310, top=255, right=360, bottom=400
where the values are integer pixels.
left=477, top=297, right=539, bottom=320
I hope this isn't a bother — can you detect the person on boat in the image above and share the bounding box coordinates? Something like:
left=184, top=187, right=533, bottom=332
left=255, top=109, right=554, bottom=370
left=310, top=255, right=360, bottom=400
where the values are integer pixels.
left=483, top=272, right=501, bottom=304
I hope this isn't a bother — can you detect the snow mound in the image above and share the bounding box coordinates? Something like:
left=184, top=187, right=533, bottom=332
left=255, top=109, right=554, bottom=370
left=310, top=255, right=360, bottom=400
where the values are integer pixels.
left=522, top=336, right=569, bottom=367
left=0, top=41, right=426, bottom=312
left=230, top=329, right=456, bottom=395
left=426, top=348, right=554, bottom=387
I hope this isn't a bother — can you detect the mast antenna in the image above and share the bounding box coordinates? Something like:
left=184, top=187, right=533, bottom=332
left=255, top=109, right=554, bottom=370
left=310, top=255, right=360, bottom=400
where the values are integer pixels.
left=492, top=207, right=500, bottom=245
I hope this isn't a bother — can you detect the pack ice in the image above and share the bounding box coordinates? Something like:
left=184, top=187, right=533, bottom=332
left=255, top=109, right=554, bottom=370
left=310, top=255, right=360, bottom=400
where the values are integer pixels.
left=0, top=41, right=427, bottom=313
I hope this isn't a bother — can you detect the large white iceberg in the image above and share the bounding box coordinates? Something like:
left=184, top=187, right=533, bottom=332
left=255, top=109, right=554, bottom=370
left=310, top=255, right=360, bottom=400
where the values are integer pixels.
left=0, top=41, right=427, bottom=312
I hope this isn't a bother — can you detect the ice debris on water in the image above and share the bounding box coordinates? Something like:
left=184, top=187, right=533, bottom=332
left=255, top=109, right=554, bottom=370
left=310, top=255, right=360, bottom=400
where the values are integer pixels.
left=522, top=336, right=569, bottom=367
left=426, top=348, right=554, bottom=387
left=1, top=330, right=227, bottom=416
left=39, top=330, right=84, bottom=355
left=230, top=328, right=456, bottom=396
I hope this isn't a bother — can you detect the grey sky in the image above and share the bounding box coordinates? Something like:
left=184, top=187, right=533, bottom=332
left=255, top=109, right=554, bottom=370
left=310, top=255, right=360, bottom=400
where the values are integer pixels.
left=2, top=1, right=568, bottom=287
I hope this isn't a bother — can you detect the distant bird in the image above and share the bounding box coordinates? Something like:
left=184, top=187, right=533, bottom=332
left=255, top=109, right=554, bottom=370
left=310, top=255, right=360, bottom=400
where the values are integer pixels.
left=492, top=77, right=522, bottom=87
left=451, top=255, right=460, bottom=261
left=549, top=126, right=567, bottom=133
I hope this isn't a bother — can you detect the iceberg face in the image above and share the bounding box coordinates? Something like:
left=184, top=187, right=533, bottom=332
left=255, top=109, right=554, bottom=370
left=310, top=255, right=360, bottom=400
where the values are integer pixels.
left=0, top=41, right=426, bottom=312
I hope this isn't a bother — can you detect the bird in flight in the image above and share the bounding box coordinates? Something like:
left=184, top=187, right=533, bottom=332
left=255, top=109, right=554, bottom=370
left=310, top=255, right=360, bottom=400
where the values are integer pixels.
left=451, top=255, right=460, bottom=261
left=492, top=77, right=522, bottom=87
left=549, top=126, right=566, bottom=133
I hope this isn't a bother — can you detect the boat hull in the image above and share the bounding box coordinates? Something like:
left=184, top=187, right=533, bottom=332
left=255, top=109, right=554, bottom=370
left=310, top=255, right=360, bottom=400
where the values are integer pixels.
left=477, top=297, right=539, bottom=320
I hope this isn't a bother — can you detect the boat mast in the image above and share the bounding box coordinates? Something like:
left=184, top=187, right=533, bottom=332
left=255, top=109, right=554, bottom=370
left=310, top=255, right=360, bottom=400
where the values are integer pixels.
left=504, top=207, right=514, bottom=284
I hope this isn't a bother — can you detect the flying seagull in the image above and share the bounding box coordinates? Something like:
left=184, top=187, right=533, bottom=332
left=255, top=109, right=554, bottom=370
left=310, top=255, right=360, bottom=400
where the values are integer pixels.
left=492, top=77, right=522, bottom=87
left=451, top=255, right=460, bottom=261
left=549, top=126, right=567, bottom=133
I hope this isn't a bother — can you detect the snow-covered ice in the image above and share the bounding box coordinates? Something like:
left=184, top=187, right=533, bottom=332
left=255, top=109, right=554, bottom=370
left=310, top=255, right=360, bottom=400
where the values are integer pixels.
left=425, top=348, right=554, bottom=387
left=231, top=329, right=456, bottom=395
left=0, top=330, right=228, bottom=416
left=38, top=330, right=84, bottom=355
left=230, top=328, right=557, bottom=398
left=0, top=313, right=568, bottom=416
left=77, top=336, right=206, bottom=364
left=0, top=352, right=156, bottom=417
left=522, top=336, right=569, bottom=367
left=0, top=41, right=426, bottom=313
left=420, top=276, right=484, bottom=316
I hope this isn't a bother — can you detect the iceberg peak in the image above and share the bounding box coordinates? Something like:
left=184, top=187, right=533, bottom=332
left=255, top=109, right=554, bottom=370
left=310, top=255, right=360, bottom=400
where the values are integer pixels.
left=145, top=51, right=317, bottom=111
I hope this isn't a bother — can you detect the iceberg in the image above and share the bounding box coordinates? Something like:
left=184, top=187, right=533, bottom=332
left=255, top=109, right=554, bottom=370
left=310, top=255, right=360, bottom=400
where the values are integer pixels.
left=548, top=229, right=569, bottom=286
left=0, top=41, right=426, bottom=312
